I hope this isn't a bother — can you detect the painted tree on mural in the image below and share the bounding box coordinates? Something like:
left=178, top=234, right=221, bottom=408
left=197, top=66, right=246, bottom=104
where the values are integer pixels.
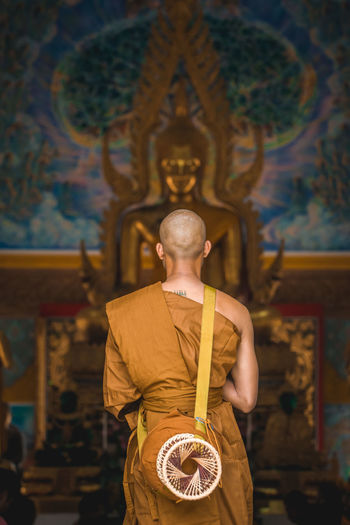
left=0, top=0, right=60, bottom=218
left=56, top=12, right=309, bottom=140
left=55, top=14, right=154, bottom=137
left=206, top=14, right=308, bottom=133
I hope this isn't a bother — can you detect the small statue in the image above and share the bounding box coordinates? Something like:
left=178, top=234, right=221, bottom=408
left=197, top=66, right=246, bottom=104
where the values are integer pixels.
left=35, top=390, right=96, bottom=467
left=256, top=391, right=320, bottom=469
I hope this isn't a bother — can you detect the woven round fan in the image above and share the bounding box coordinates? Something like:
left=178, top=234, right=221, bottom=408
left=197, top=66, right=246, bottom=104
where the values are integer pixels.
left=156, top=433, right=221, bottom=500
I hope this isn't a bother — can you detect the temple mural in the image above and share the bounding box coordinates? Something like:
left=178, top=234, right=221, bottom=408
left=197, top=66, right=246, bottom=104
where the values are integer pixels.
left=1, top=0, right=349, bottom=251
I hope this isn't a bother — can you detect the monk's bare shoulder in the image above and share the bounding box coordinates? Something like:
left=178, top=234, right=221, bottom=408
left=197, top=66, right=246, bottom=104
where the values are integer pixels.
left=215, top=289, right=251, bottom=334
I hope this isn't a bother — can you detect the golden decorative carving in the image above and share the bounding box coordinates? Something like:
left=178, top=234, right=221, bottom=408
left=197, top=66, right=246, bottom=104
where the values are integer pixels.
left=254, top=311, right=321, bottom=472
left=275, top=317, right=317, bottom=428
left=35, top=318, right=47, bottom=449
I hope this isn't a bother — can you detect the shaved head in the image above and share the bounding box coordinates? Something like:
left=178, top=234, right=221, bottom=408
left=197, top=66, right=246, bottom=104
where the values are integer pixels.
left=159, top=209, right=206, bottom=260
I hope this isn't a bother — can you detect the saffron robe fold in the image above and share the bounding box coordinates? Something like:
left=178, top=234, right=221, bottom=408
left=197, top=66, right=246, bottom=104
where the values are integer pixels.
left=103, top=282, right=253, bottom=525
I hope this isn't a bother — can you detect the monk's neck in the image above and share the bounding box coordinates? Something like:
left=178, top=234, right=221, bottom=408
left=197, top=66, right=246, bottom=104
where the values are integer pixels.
left=164, top=257, right=202, bottom=281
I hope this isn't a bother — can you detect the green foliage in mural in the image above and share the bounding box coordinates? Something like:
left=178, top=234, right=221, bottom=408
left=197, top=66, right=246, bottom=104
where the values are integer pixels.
left=56, top=14, right=154, bottom=137
left=205, top=14, right=306, bottom=132
left=56, top=11, right=307, bottom=139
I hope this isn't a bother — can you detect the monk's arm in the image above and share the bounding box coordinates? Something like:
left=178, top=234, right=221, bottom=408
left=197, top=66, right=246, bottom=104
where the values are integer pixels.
left=103, top=328, right=141, bottom=430
left=223, top=306, right=258, bottom=413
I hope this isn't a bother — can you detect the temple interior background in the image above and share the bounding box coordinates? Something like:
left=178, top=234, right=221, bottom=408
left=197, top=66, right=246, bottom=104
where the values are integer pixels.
left=0, top=0, right=349, bottom=524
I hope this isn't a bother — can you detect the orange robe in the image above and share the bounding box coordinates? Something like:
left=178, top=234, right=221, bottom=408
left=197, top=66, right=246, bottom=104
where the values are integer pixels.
left=103, top=282, right=253, bottom=524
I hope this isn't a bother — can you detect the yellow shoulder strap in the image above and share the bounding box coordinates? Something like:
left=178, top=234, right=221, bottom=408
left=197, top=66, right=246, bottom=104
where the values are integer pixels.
left=194, top=285, right=216, bottom=434
left=137, top=284, right=217, bottom=451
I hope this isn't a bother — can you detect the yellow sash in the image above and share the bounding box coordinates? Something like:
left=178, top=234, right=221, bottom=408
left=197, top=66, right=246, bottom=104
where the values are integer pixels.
left=194, top=285, right=216, bottom=434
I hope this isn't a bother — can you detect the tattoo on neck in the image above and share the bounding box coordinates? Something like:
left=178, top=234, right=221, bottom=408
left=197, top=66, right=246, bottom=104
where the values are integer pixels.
left=174, top=290, right=187, bottom=297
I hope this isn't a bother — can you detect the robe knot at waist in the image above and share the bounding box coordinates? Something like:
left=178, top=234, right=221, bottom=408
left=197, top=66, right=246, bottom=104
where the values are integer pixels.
left=142, top=386, right=223, bottom=413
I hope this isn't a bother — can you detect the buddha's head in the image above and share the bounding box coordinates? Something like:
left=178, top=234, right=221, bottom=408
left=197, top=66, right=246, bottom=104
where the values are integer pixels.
left=155, top=79, right=208, bottom=197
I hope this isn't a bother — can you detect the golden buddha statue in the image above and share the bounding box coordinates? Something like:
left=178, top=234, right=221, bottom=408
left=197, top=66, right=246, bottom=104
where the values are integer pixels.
left=120, top=81, right=243, bottom=295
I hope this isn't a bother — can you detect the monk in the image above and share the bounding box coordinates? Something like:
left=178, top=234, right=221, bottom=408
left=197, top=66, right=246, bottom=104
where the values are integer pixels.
left=103, top=209, right=258, bottom=524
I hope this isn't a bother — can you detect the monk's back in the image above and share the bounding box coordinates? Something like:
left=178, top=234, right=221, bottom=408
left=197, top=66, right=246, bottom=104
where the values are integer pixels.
left=106, top=283, right=240, bottom=409
left=163, top=290, right=240, bottom=390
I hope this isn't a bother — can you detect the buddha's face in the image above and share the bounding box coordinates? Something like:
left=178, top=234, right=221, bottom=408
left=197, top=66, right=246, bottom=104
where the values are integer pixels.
left=161, top=145, right=200, bottom=194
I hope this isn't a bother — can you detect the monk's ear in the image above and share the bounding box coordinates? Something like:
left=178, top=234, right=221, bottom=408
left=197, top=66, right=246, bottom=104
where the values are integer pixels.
left=156, top=242, right=165, bottom=261
left=203, top=240, right=212, bottom=258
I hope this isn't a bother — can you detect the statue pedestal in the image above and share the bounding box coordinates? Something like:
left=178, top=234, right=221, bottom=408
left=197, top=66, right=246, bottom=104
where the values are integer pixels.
left=22, top=466, right=101, bottom=513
